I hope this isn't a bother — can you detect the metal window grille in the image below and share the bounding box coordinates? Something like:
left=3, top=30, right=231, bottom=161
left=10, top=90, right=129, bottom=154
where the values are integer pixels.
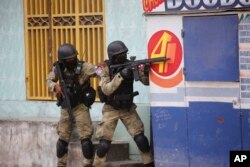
left=24, top=0, right=106, bottom=100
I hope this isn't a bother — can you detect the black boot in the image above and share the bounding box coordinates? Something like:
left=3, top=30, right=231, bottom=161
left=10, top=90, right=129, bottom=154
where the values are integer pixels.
left=144, top=162, right=155, bottom=167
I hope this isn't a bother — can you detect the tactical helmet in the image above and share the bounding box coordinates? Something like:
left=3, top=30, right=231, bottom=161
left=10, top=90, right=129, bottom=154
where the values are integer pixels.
left=107, top=40, right=128, bottom=61
left=58, top=43, right=78, bottom=61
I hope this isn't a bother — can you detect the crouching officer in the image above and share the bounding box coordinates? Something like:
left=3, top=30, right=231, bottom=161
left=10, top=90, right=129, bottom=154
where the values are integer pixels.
left=93, top=40, right=154, bottom=167
left=46, top=43, right=96, bottom=167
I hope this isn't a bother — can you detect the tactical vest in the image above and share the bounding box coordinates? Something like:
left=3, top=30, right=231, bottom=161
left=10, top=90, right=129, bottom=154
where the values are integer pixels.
left=58, top=61, right=95, bottom=108
left=104, top=60, right=136, bottom=109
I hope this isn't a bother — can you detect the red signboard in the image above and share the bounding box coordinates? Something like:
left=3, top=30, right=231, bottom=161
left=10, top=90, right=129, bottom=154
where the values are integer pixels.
left=148, top=30, right=183, bottom=87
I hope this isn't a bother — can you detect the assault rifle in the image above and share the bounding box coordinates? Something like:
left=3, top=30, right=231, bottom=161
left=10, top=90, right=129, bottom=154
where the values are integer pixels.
left=110, top=56, right=170, bottom=81
left=55, top=62, right=75, bottom=123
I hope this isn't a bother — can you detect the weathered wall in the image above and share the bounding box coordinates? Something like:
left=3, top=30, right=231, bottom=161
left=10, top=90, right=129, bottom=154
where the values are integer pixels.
left=0, top=0, right=151, bottom=164
left=0, top=119, right=58, bottom=167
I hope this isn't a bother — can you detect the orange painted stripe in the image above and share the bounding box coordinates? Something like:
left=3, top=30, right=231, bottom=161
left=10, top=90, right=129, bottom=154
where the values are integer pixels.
left=150, top=69, right=183, bottom=88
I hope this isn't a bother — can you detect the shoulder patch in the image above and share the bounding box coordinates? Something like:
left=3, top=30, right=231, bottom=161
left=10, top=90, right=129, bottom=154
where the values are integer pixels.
left=97, top=61, right=107, bottom=68
left=96, top=61, right=108, bottom=77
left=96, top=67, right=103, bottom=76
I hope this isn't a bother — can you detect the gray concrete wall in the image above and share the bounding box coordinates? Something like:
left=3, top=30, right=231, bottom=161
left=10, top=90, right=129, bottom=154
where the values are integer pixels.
left=0, top=118, right=58, bottom=167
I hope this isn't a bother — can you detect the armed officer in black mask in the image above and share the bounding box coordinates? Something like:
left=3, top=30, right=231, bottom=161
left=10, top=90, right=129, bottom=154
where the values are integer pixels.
left=93, top=41, right=154, bottom=167
left=46, top=43, right=96, bottom=167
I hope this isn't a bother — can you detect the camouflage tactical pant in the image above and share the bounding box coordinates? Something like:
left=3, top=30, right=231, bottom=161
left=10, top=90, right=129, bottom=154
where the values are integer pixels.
left=57, top=104, right=94, bottom=167
left=93, top=104, right=153, bottom=166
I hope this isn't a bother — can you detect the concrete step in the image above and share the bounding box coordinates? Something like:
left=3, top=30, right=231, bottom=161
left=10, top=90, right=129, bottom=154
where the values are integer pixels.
left=105, top=160, right=144, bottom=167
left=67, top=160, right=143, bottom=167
left=97, top=141, right=129, bottom=162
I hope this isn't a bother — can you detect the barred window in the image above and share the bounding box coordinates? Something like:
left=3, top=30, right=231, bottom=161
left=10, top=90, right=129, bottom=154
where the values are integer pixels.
left=24, top=0, right=106, bottom=100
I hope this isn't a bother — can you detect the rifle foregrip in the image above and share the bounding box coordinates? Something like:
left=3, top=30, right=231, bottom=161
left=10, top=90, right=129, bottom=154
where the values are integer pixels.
left=132, top=69, right=140, bottom=81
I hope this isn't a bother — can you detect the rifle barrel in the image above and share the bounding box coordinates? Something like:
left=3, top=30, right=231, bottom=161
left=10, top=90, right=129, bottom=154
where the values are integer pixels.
left=110, top=56, right=170, bottom=69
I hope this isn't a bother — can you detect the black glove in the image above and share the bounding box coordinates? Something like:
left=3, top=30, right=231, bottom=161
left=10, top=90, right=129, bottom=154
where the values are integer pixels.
left=120, top=68, right=132, bottom=79
left=144, top=64, right=150, bottom=76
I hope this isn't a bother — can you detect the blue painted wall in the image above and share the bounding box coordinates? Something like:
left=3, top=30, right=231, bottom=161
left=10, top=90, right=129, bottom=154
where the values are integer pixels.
left=0, top=0, right=26, bottom=101
left=152, top=106, right=189, bottom=167
left=152, top=103, right=250, bottom=167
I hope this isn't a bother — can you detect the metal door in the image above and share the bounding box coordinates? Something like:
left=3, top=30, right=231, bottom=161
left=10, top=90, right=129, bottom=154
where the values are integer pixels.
left=183, top=15, right=241, bottom=167
left=183, top=15, right=239, bottom=81
left=187, top=102, right=241, bottom=167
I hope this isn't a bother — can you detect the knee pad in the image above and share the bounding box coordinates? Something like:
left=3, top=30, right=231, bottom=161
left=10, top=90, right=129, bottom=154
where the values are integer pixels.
left=81, top=138, right=93, bottom=159
left=96, top=139, right=111, bottom=158
left=56, top=139, right=68, bottom=158
left=134, top=133, right=150, bottom=153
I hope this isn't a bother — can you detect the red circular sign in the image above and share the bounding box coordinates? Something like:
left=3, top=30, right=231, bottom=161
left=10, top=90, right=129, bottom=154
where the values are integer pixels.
left=148, top=30, right=182, bottom=77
